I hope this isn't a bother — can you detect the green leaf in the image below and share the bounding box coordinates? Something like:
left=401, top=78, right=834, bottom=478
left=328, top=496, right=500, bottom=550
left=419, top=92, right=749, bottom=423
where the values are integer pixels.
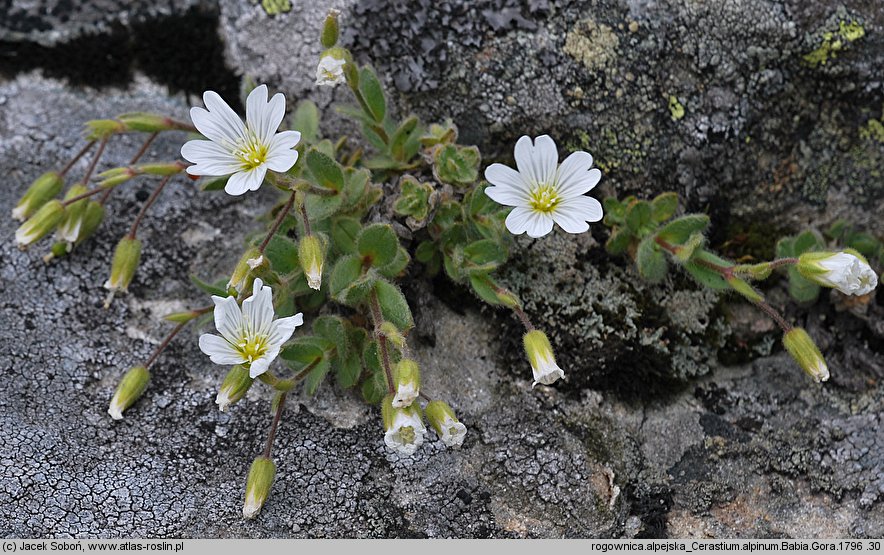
left=775, top=236, right=795, bottom=259
left=303, top=357, right=331, bottom=396
left=357, top=223, right=399, bottom=267
left=312, top=315, right=349, bottom=360
left=190, top=274, right=228, bottom=296
left=605, top=226, right=633, bottom=255
left=390, top=115, right=419, bottom=161
left=377, top=246, right=411, bottom=279
left=675, top=231, right=704, bottom=262
left=433, top=144, right=480, bottom=187
left=291, top=100, right=319, bottom=143
left=603, top=197, right=625, bottom=226
left=420, top=119, right=457, bottom=146
left=463, top=239, right=507, bottom=273
left=469, top=272, right=502, bottom=305
left=793, top=230, right=824, bottom=255
left=361, top=370, right=387, bottom=404
left=846, top=232, right=881, bottom=259
left=415, top=241, right=437, bottom=263
left=281, top=335, right=331, bottom=368
left=656, top=214, right=710, bottom=244
left=329, top=255, right=363, bottom=299
left=651, top=192, right=678, bottom=222
left=626, top=200, right=653, bottom=233
left=636, top=236, right=668, bottom=283
left=330, top=216, right=361, bottom=255
left=683, top=261, right=730, bottom=290
left=393, top=176, right=433, bottom=221
left=306, top=149, right=344, bottom=192
left=304, top=191, right=343, bottom=222
left=263, top=235, right=299, bottom=274
left=788, top=269, right=821, bottom=302
left=337, top=354, right=362, bottom=389
left=374, top=279, right=413, bottom=330
left=359, top=67, right=386, bottom=122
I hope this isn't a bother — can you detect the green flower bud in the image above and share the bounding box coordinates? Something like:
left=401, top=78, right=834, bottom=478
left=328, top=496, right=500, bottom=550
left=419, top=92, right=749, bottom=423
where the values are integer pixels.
left=243, top=457, right=276, bottom=519
left=56, top=184, right=90, bottom=245
left=105, top=237, right=142, bottom=293
left=76, top=201, right=105, bottom=246
left=783, top=328, right=829, bottom=383
left=523, top=329, right=564, bottom=387
left=298, top=235, right=324, bottom=290
left=495, top=287, right=520, bottom=308
left=216, top=365, right=254, bottom=412
left=320, top=9, right=340, bottom=48
left=15, top=200, right=65, bottom=249
left=228, top=246, right=264, bottom=292
left=392, top=359, right=420, bottom=408
left=734, top=262, right=773, bottom=280
left=424, top=400, right=467, bottom=448
left=135, top=162, right=186, bottom=176
left=379, top=321, right=406, bottom=349
left=117, top=112, right=183, bottom=133
left=96, top=167, right=137, bottom=188
left=12, top=171, right=64, bottom=221
left=108, top=366, right=150, bottom=420
left=85, top=119, right=126, bottom=140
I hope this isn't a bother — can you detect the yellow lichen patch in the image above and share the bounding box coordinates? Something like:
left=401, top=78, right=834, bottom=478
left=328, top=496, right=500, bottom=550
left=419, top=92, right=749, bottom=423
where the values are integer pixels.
left=668, top=96, right=685, bottom=121
left=803, top=19, right=865, bottom=67
left=859, top=118, right=884, bottom=143
left=563, top=19, right=620, bottom=71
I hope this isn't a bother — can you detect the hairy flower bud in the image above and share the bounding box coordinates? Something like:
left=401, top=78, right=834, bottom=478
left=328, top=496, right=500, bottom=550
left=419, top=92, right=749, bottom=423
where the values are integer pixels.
left=797, top=251, right=878, bottom=297
left=320, top=9, right=340, bottom=48
left=76, top=201, right=105, bottom=246
left=381, top=394, right=426, bottom=456
left=117, top=112, right=185, bottom=133
left=298, top=235, right=324, bottom=290
left=85, top=119, right=126, bottom=140
left=12, top=171, right=64, bottom=221
left=392, top=359, right=420, bottom=408
left=15, top=200, right=65, bottom=249
left=96, top=167, right=137, bottom=189
left=243, top=457, right=276, bottom=519
left=56, top=184, right=89, bottom=245
left=105, top=237, right=142, bottom=293
left=228, top=246, right=263, bottom=292
left=315, top=48, right=348, bottom=87
left=424, top=400, right=467, bottom=448
left=108, top=366, right=151, bottom=420
left=523, top=330, right=564, bottom=387
left=217, top=365, right=254, bottom=411
left=783, top=328, right=829, bottom=383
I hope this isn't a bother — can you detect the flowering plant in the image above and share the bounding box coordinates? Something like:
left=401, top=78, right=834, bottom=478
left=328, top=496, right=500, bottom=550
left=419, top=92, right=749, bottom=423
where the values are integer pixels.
left=11, top=11, right=879, bottom=519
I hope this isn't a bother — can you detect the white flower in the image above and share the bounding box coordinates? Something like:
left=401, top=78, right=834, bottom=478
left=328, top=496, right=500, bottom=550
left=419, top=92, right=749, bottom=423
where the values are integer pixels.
left=523, top=330, right=565, bottom=387
left=811, top=252, right=878, bottom=296
left=392, top=381, right=419, bottom=409
left=384, top=408, right=426, bottom=456
left=435, top=415, right=467, bottom=448
left=198, top=278, right=303, bottom=378
left=181, top=84, right=301, bottom=196
left=484, top=135, right=603, bottom=238
left=315, top=55, right=347, bottom=86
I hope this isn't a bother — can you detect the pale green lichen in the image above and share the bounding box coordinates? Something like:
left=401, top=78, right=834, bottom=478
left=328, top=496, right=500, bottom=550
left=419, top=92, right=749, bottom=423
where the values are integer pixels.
left=859, top=118, right=884, bottom=143
left=563, top=19, right=620, bottom=71
left=668, top=96, right=685, bottom=121
left=803, top=20, right=865, bottom=67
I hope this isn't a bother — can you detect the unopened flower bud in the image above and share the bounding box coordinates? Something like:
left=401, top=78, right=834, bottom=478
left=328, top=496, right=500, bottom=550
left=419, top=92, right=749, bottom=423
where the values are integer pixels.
left=105, top=236, right=142, bottom=293
left=228, top=246, right=263, bottom=292
left=56, top=184, right=89, bottom=244
left=85, top=119, right=126, bottom=140
left=135, top=162, right=186, bottom=176
left=783, top=328, right=829, bottom=383
left=320, top=9, right=340, bottom=48
left=381, top=394, right=426, bottom=456
left=734, top=262, right=773, bottom=280
left=108, top=366, right=150, bottom=420
left=12, top=171, right=64, bottom=221
left=217, top=365, right=254, bottom=411
left=797, top=251, right=878, bottom=297
left=379, top=321, right=406, bottom=348
left=298, top=235, right=324, bottom=290
left=76, top=201, right=105, bottom=246
left=315, top=48, right=348, bottom=87
left=494, top=287, right=520, bottom=308
left=117, top=112, right=184, bottom=133
left=424, top=400, right=467, bottom=448
left=392, top=359, right=420, bottom=408
left=243, top=457, right=276, bottom=519
left=523, top=329, right=564, bottom=387
left=16, top=200, right=65, bottom=249
left=96, top=167, right=137, bottom=188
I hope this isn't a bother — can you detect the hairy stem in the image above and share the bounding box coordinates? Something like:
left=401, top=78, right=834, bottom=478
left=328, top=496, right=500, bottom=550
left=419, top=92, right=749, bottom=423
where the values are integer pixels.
left=100, top=133, right=158, bottom=205
left=258, top=191, right=297, bottom=254
left=143, top=305, right=212, bottom=369
left=262, top=392, right=287, bottom=459
left=298, top=194, right=312, bottom=236
left=59, top=141, right=97, bottom=177
left=81, top=137, right=108, bottom=185
left=127, top=174, right=172, bottom=239
left=369, top=291, right=396, bottom=394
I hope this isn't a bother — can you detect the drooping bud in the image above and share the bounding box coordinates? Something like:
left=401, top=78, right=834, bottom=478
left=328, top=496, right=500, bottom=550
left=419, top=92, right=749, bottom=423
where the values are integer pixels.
left=56, top=184, right=90, bottom=245
left=523, top=329, right=565, bottom=387
left=105, top=237, right=142, bottom=293
left=85, top=119, right=126, bottom=140
left=424, top=400, right=467, bottom=448
left=76, top=201, right=105, bottom=246
left=315, top=47, right=348, bottom=87
left=797, top=251, right=878, bottom=297
left=96, top=167, right=137, bottom=189
left=243, top=457, right=276, bottom=519
left=117, top=112, right=187, bottom=133
left=320, top=9, right=340, bottom=48
left=135, top=162, right=186, bottom=176
left=381, top=394, right=426, bottom=456
left=108, top=366, right=151, bottom=420
left=782, top=328, right=829, bottom=383
left=734, top=262, right=774, bottom=280
left=15, top=200, right=65, bottom=249
left=379, top=321, right=406, bottom=349
left=391, top=359, right=420, bottom=408
left=298, top=235, right=324, bottom=290
left=217, top=365, right=254, bottom=412
left=12, top=171, right=64, bottom=221
left=228, top=246, right=264, bottom=292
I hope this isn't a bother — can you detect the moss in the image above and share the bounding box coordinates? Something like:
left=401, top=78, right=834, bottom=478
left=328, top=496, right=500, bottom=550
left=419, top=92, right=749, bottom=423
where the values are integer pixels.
left=668, top=95, right=685, bottom=121
left=802, top=19, right=865, bottom=67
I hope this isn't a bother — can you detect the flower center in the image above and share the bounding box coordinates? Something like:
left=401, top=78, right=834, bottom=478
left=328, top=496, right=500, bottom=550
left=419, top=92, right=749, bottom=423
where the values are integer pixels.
left=237, top=334, right=269, bottom=362
left=235, top=133, right=269, bottom=171
left=528, top=184, right=560, bottom=213
left=397, top=426, right=416, bottom=444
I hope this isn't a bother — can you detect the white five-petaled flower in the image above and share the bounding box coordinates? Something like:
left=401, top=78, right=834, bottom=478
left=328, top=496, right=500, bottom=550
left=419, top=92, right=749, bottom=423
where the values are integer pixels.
left=484, top=135, right=603, bottom=238
left=523, top=330, right=565, bottom=387
left=181, top=84, right=301, bottom=196
left=384, top=409, right=427, bottom=456
left=799, top=252, right=878, bottom=296
left=435, top=415, right=467, bottom=448
left=315, top=55, right=347, bottom=87
left=199, top=278, right=303, bottom=378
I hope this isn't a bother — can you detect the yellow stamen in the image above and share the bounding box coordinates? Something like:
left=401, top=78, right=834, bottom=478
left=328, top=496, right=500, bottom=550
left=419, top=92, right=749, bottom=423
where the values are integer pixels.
left=234, top=131, right=269, bottom=171
left=528, top=184, right=560, bottom=213
left=237, top=334, right=269, bottom=362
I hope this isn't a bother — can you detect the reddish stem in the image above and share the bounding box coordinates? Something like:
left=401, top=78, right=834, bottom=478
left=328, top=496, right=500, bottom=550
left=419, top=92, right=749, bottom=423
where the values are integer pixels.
left=127, top=175, right=173, bottom=239
left=258, top=191, right=298, bottom=253
left=60, top=141, right=97, bottom=177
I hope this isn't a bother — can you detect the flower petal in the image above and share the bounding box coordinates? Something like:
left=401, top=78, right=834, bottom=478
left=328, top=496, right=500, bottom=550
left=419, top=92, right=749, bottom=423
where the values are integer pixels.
left=556, top=151, right=601, bottom=198
left=246, top=85, right=286, bottom=144
left=514, top=135, right=558, bottom=186
left=199, top=334, right=247, bottom=365
left=264, top=131, right=301, bottom=172
left=269, top=313, right=304, bottom=347
left=212, top=295, right=242, bottom=344
left=551, top=196, right=603, bottom=234
left=181, top=140, right=242, bottom=176
left=505, top=206, right=554, bottom=238
left=248, top=354, right=274, bottom=379
left=484, top=163, right=530, bottom=206
left=242, top=278, right=275, bottom=336
left=224, top=171, right=250, bottom=196
left=199, top=91, right=246, bottom=144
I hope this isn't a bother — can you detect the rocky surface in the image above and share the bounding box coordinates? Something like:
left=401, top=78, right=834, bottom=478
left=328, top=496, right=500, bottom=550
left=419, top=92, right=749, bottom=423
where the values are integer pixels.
left=1, top=0, right=883, bottom=540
